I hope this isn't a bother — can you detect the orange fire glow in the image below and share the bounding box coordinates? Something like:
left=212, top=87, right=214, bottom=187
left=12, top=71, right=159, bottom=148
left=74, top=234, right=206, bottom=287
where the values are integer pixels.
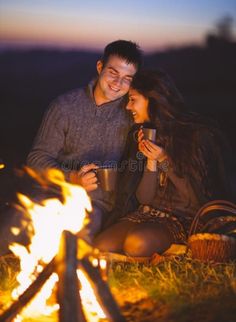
left=9, top=168, right=106, bottom=321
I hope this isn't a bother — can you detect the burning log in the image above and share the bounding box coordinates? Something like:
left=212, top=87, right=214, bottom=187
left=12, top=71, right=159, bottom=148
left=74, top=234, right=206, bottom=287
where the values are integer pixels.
left=56, top=230, right=86, bottom=322
left=80, top=257, right=126, bottom=322
left=0, top=256, right=55, bottom=322
left=0, top=169, right=125, bottom=321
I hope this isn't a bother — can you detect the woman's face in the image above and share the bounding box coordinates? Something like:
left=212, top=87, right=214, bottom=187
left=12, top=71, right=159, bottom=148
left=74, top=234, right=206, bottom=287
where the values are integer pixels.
left=126, top=88, right=150, bottom=123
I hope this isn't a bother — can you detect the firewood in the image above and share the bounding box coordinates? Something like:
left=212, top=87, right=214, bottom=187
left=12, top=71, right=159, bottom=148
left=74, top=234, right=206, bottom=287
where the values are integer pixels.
left=56, top=230, right=86, bottom=322
left=0, top=257, right=55, bottom=322
left=80, top=257, right=126, bottom=322
left=97, top=251, right=151, bottom=264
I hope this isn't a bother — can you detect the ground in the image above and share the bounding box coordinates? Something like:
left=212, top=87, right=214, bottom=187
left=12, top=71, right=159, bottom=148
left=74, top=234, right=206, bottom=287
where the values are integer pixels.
left=0, top=254, right=235, bottom=322
left=108, top=258, right=236, bottom=322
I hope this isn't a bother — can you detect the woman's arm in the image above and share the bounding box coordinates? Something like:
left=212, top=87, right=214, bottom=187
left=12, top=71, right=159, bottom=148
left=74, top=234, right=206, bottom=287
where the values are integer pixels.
left=135, top=130, right=165, bottom=204
left=135, top=128, right=200, bottom=206
left=136, top=167, right=158, bottom=204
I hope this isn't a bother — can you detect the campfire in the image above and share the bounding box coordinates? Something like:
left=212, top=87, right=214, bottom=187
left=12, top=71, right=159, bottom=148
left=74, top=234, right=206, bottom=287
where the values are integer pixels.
left=0, top=168, right=125, bottom=322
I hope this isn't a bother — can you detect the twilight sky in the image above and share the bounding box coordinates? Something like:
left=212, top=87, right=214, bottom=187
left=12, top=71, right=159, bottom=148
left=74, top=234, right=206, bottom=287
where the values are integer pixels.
left=0, top=0, right=235, bottom=52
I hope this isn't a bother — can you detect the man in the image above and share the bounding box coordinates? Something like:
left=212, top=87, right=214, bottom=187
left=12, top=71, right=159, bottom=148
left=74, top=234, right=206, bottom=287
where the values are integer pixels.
left=27, top=40, right=142, bottom=237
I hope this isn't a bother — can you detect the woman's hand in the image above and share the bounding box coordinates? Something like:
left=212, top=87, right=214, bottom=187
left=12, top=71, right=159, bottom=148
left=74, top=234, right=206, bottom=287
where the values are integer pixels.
left=69, top=163, right=98, bottom=192
left=138, top=129, right=167, bottom=168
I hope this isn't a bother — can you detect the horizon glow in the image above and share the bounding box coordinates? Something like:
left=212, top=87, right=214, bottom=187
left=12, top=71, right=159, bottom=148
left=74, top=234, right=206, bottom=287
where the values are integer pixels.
left=0, top=0, right=235, bottom=52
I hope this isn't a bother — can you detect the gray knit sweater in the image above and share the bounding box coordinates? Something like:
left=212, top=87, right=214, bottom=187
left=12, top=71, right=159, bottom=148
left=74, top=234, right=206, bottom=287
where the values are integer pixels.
left=27, top=80, right=131, bottom=211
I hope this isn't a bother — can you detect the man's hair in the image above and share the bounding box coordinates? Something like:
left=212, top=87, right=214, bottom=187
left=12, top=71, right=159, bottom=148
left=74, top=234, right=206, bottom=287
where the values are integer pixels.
left=101, top=40, right=142, bottom=70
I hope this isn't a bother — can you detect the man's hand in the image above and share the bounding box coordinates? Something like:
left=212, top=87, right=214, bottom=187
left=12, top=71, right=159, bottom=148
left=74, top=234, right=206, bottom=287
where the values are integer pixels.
left=69, top=164, right=98, bottom=192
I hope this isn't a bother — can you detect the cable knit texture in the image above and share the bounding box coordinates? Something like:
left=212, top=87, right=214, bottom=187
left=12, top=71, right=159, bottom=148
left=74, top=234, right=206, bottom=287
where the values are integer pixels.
left=27, top=80, right=131, bottom=211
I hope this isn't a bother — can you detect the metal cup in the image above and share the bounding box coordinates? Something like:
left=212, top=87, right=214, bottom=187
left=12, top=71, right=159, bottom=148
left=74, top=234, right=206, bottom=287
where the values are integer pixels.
left=142, top=128, right=157, bottom=142
left=96, top=167, right=117, bottom=192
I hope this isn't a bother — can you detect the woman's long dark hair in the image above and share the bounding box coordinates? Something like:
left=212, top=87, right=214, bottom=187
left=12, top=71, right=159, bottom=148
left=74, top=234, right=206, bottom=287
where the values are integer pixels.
left=131, top=70, right=230, bottom=198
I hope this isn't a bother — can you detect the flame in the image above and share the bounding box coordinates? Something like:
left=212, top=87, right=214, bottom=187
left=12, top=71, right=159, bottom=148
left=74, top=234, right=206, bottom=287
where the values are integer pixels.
left=0, top=163, right=5, bottom=170
left=77, top=270, right=106, bottom=321
left=99, top=259, right=107, bottom=270
left=9, top=168, right=105, bottom=321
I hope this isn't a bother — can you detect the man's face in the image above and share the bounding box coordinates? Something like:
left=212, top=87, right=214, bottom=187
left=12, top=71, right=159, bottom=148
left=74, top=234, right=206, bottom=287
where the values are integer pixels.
left=94, top=55, right=137, bottom=105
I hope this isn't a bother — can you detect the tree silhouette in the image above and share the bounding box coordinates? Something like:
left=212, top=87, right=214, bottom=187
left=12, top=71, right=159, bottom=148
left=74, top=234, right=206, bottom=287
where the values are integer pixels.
left=206, top=15, right=235, bottom=47
left=216, top=15, right=234, bottom=42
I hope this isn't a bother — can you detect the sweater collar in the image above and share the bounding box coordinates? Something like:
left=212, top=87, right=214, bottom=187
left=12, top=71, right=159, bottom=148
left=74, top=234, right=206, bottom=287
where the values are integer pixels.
left=87, top=78, right=124, bottom=108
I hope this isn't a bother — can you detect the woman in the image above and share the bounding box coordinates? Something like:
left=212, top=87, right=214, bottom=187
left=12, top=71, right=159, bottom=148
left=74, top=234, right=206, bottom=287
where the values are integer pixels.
left=94, top=70, right=234, bottom=257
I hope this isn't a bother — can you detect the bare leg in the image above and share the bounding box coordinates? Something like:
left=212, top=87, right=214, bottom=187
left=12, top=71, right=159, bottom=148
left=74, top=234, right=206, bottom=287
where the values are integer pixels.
left=94, top=221, right=138, bottom=253
left=123, top=222, right=173, bottom=257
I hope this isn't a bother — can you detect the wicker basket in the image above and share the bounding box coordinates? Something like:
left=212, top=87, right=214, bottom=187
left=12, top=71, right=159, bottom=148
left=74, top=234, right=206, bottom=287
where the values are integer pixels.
left=188, top=200, right=236, bottom=263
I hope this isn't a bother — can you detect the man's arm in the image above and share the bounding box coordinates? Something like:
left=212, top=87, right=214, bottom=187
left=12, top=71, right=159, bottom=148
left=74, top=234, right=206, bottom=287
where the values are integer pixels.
left=27, top=101, right=98, bottom=191
left=27, top=101, right=68, bottom=169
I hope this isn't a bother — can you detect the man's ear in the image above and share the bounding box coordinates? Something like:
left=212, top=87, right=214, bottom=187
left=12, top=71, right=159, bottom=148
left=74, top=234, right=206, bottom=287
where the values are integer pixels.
left=96, top=60, right=103, bottom=74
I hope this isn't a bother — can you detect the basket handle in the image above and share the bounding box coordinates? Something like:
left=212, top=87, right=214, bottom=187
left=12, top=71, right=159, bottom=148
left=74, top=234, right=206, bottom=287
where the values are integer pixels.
left=188, top=200, right=236, bottom=237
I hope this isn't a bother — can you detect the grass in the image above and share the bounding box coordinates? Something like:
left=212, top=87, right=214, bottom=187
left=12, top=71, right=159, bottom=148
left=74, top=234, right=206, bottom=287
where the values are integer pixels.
left=0, top=254, right=20, bottom=314
left=108, top=256, right=236, bottom=321
left=0, top=254, right=236, bottom=321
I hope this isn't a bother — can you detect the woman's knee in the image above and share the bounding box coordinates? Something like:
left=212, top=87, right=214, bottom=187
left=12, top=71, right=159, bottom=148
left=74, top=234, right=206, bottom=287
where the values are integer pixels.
left=94, top=231, right=120, bottom=252
left=123, top=230, right=151, bottom=257
left=94, top=221, right=136, bottom=253
left=123, top=224, right=172, bottom=257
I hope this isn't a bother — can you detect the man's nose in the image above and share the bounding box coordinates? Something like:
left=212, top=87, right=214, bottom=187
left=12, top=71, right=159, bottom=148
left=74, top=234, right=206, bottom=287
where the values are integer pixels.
left=112, top=76, right=123, bottom=86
